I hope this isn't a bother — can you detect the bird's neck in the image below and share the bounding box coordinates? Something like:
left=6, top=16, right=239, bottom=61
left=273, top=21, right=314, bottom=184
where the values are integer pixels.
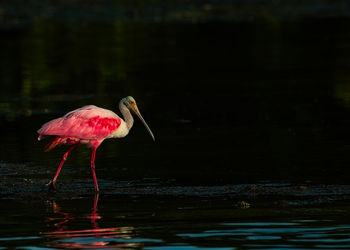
left=119, top=101, right=134, bottom=130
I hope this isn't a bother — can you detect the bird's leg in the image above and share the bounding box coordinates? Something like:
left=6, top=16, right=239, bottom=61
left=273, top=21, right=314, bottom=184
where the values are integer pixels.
left=91, top=193, right=99, bottom=226
left=48, top=144, right=77, bottom=191
left=90, top=147, right=99, bottom=192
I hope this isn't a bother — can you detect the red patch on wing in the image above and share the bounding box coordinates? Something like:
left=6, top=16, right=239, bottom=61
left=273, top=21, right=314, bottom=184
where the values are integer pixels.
left=86, top=116, right=121, bottom=133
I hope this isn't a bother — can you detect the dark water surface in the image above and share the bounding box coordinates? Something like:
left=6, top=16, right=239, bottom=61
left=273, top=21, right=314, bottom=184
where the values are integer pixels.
left=1, top=1, right=350, bottom=249
left=1, top=195, right=350, bottom=249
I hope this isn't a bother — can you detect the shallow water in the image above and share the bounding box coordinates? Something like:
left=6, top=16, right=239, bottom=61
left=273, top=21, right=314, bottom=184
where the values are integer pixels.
left=1, top=1, right=350, bottom=249
left=1, top=195, right=350, bottom=249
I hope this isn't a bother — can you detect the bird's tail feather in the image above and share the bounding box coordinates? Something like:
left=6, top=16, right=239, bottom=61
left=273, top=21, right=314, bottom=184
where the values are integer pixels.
left=44, top=137, right=62, bottom=152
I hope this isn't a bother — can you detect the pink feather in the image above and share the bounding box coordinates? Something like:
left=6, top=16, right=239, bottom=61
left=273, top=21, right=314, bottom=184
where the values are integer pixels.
left=38, top=105, right=122, bottom=142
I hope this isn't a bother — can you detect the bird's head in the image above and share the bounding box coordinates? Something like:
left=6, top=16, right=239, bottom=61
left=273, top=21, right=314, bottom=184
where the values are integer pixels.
left=122, top=96, right=137, bottom=109
left=122, top=96, right=155, bottom=141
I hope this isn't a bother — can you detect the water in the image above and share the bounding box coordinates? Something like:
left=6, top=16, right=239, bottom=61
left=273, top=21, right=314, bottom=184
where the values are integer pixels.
left=0, top=195, right=350, bottom=249
left=1, top=1, right=350, bottom=249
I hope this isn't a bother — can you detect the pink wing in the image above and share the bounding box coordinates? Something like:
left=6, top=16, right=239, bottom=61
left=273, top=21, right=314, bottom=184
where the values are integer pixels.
left=38, top=105, right=122, bottom=140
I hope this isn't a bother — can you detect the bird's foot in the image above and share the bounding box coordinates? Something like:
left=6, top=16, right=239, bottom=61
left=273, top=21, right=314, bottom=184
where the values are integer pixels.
left=46, top=181, right=57, bottom=191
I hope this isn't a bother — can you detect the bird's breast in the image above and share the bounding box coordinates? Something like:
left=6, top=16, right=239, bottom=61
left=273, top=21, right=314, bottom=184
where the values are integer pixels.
left=108, top=120, right=129, bottom=138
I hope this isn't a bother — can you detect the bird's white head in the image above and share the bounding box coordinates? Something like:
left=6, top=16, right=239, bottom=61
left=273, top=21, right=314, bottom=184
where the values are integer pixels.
left=122, top=96, right=155, bottom=141
left=122, top=96, right=137, bottom=108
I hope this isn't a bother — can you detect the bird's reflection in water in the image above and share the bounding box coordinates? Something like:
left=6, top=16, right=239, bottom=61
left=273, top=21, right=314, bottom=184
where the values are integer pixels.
left=42, top=194, right=139, bottom=249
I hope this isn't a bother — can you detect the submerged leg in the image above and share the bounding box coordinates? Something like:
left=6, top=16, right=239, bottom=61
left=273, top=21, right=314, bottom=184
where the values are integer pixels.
left=48, top=144, right=77, bottom=190
left=90, top=147, right=99, bottom=192
left=91, top=193, right=100, bottom=226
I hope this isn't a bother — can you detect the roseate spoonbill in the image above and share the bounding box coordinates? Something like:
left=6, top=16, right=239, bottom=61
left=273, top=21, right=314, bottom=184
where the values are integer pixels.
left=37, top=96, right=155, bottom=192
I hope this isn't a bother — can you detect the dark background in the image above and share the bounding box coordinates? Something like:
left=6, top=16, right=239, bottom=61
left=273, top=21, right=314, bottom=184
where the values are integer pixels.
left=1, top=0, right=350, bottom=192
left=2, top=2, right=350, bottom=249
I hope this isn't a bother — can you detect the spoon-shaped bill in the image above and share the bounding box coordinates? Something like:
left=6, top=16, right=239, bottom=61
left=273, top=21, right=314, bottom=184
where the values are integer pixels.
left=131, top=105, right=155, bottom=141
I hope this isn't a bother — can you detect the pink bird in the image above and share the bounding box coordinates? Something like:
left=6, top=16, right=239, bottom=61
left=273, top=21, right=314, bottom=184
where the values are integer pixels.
left=37, top=96, right=155, bottom=192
